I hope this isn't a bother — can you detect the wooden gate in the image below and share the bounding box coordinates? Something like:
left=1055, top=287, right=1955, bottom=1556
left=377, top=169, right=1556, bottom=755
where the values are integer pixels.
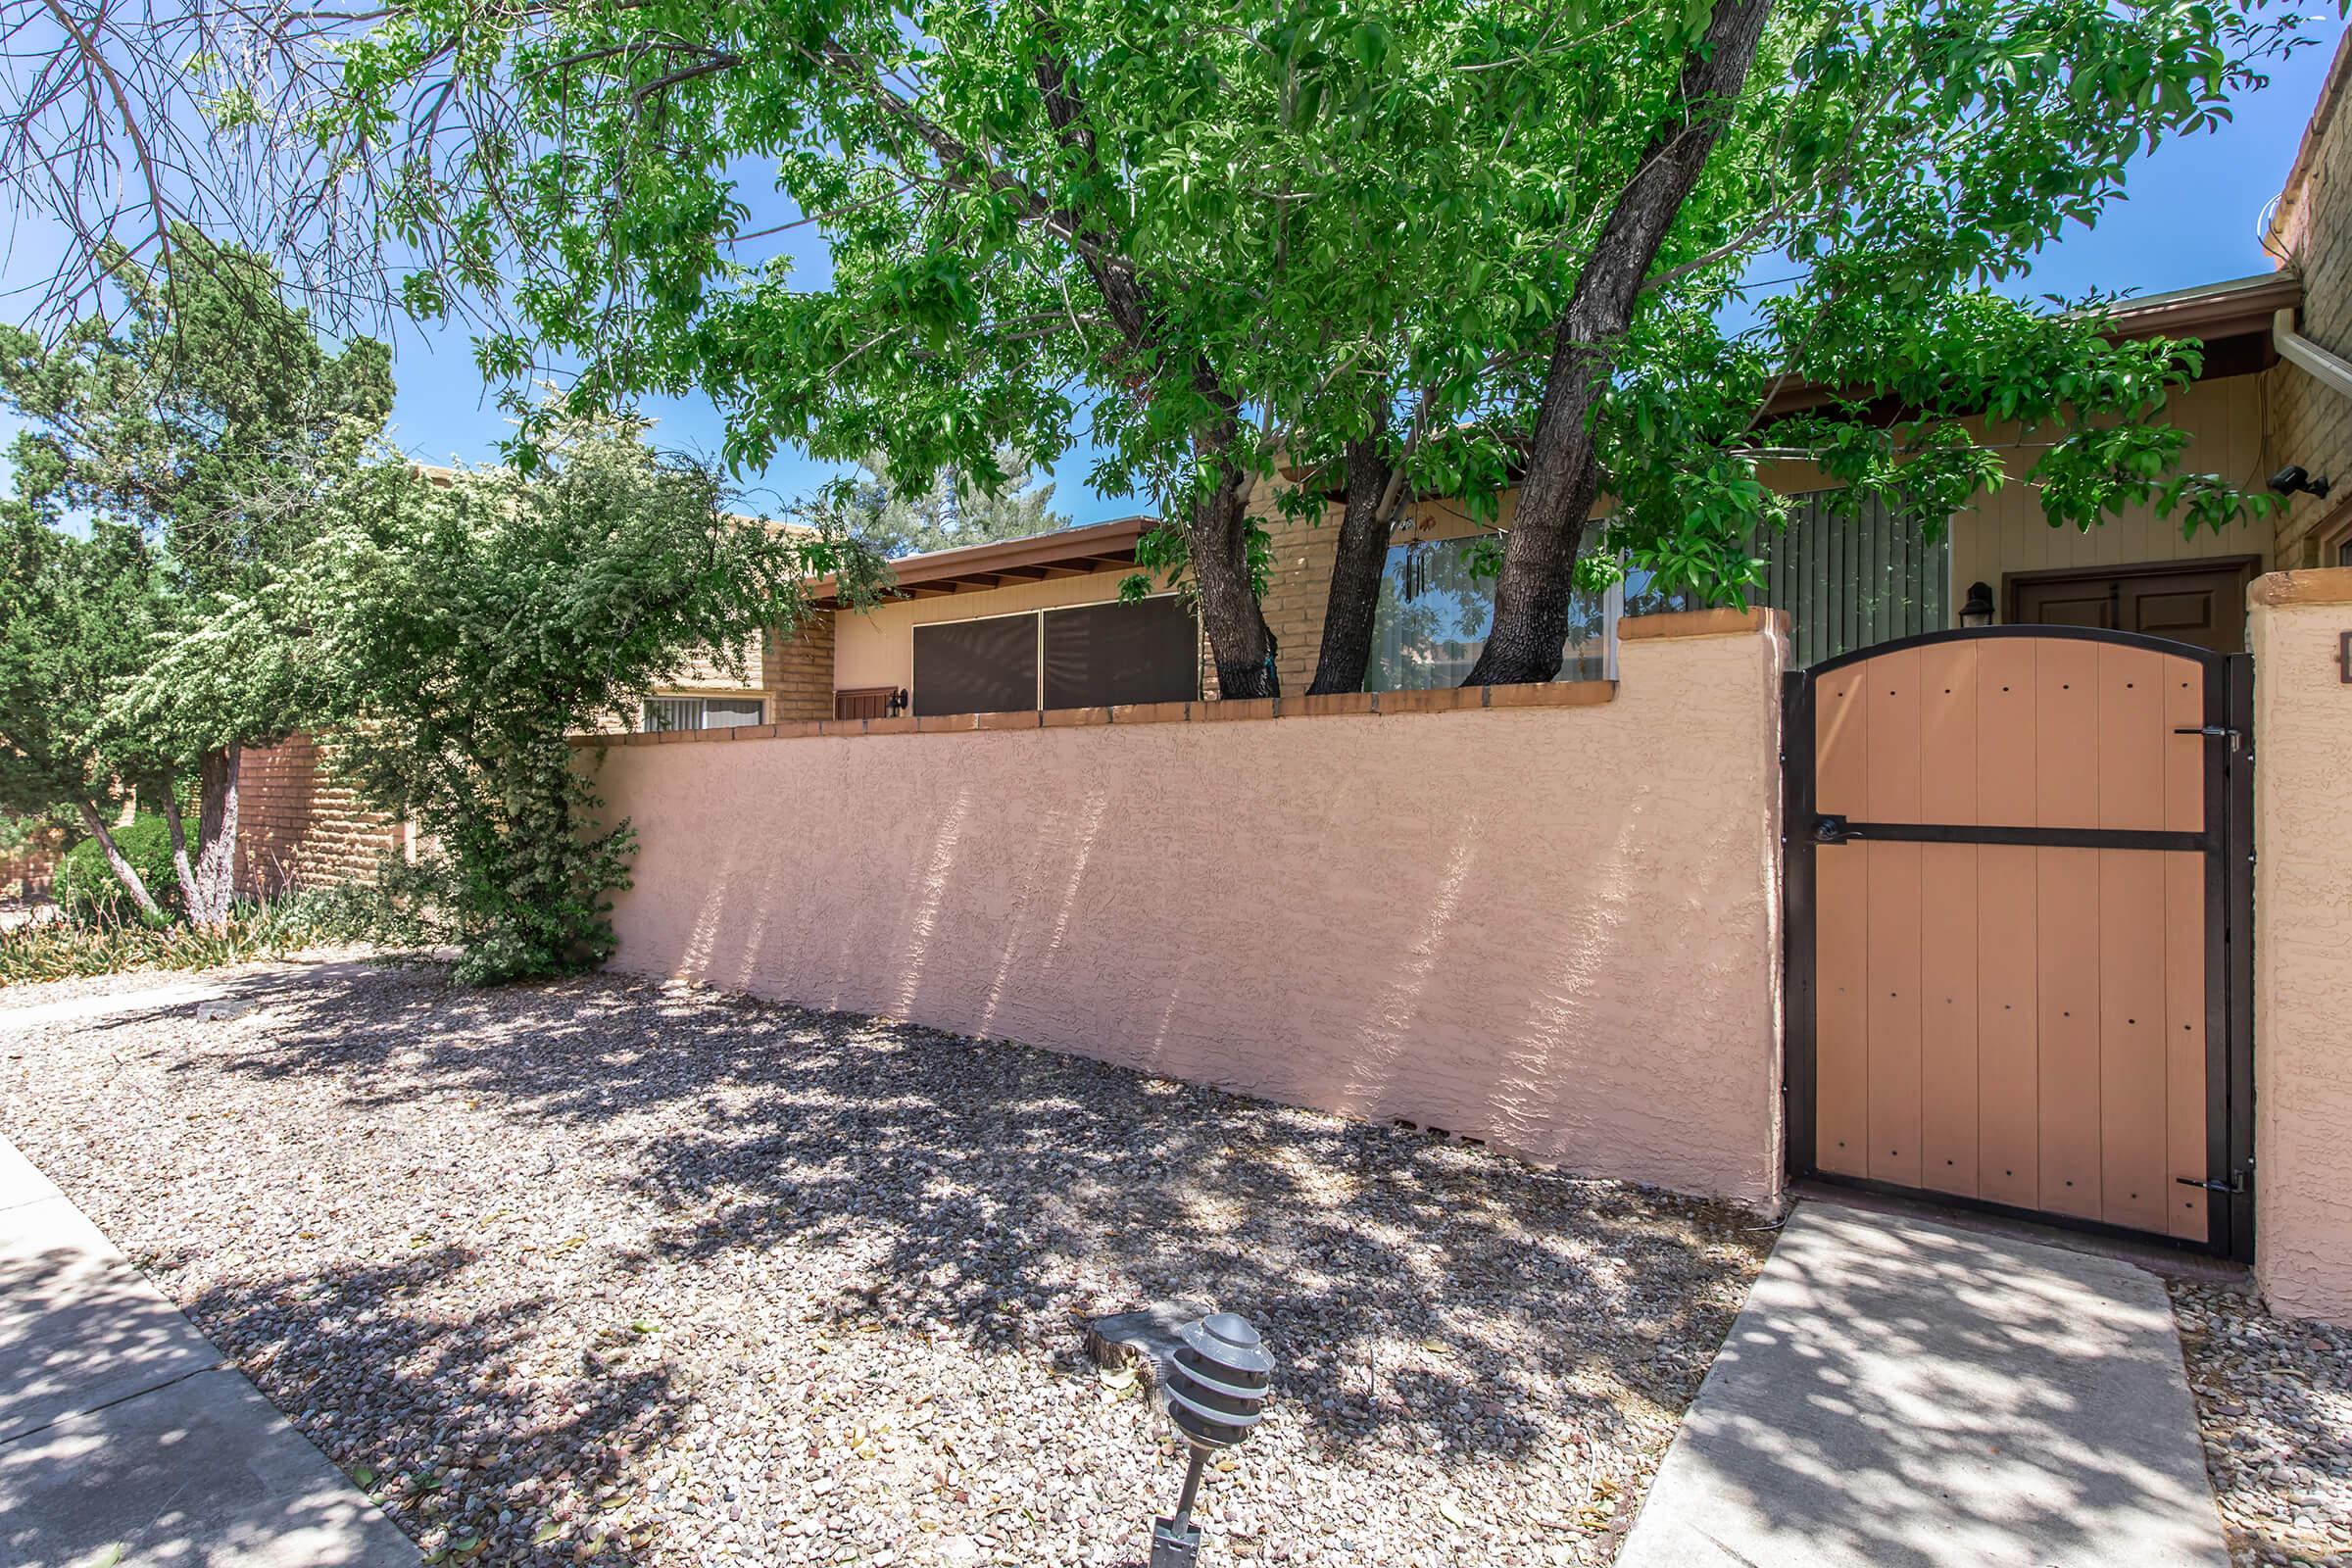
left=1785, top=626, right=2253, bottom=1258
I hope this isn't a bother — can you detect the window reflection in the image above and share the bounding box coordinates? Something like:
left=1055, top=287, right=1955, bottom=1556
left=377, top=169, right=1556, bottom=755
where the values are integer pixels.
left=1366, top=537, right=1647, bottom=691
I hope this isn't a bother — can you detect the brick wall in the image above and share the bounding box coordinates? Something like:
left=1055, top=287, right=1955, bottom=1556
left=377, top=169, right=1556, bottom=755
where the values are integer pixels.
left=236, top=735, right=404, bottom=896
left=2266, top=33, right=2352, bottom=566
left=764, top=613, right=837, bottom=720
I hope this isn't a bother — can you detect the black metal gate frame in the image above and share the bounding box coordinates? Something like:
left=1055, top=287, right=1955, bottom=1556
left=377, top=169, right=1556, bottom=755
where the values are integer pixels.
left=1782, top=623, right=2255, bottom=1261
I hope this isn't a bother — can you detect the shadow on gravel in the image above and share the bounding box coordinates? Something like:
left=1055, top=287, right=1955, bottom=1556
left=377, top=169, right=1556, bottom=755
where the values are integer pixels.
left=172, top=1243, right=686, bottom=1559
left=156, top=959, right=1762, bottom=1475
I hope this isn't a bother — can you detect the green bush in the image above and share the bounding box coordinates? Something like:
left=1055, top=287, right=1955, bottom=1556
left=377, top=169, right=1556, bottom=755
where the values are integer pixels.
left=0, top=885, right=403, bottom=986
left=51, top=814, right=181, bottom=921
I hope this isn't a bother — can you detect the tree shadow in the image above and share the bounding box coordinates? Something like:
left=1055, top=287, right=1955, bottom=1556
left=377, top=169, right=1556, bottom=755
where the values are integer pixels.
left=52, top=958, right=1773, bottom=1564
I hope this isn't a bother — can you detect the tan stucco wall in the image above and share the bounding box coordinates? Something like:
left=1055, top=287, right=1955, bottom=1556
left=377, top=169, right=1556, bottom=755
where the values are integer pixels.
left=832, top=564, right=1171, bottom=697
left=2250, top=567, right=2352, bottom=1321
left=587, top=612, right=1789, bottom=1208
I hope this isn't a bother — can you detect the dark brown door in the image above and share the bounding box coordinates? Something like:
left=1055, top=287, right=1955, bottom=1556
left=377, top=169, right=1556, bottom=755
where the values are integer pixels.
left=1787, top=627, right=2253, bottom=1258
left=2008, top=559, right=2260, bottom=655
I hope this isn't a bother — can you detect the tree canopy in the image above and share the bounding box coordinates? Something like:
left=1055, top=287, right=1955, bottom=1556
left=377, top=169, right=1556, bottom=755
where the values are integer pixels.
left=0, top=0, right=2319, bottom=694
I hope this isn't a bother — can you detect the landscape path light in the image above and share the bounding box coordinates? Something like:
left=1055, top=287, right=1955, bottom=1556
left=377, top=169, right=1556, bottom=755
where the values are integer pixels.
left=1151, top=1311, right=1273, bottom=1568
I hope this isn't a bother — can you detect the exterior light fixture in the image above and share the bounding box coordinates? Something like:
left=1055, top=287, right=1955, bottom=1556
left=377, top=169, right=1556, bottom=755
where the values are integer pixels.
left=1152, top=1313, right=1273, bottom=1567
left=2270, top=464, right=2333, bottom=500
left=1959, top=581, right=1996, bottom=628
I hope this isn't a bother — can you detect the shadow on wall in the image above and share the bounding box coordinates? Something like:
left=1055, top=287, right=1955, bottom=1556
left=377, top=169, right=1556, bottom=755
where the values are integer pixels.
left=624, top=697, right=1781, bottom=1204
left=67, top=960, right=1771, bottom=1558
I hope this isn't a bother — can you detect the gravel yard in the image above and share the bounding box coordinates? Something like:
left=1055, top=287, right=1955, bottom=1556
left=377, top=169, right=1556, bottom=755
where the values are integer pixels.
left=0, top=957, right=1768, bottom=1568
left=2175, top=1280, right=2352, bottom=1568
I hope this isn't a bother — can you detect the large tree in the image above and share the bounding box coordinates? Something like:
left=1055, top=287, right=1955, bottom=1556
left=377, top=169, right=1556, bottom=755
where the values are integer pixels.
left=1, top=0, right=2307, bottom=691
left=0, top=233, right=392, bottom=927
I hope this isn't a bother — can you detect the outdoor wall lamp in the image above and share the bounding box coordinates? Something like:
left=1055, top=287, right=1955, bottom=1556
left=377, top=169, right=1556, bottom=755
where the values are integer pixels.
left=1151, top=1313, right=1273, bottom=1567
left=1959, top=581, right=1997, bottom=627
left=2270, top=464, right=2333, bottom=500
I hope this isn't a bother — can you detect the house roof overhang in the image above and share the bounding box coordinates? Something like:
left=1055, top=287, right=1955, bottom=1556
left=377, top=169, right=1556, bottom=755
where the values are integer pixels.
left=1759, top=270, right=2302, bottom=421
left=814, top=514, right=1155, bottom=607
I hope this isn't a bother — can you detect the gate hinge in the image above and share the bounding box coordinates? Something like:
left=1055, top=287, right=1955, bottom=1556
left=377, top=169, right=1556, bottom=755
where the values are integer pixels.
left=1812, top=812, right=1854, bottom=845
left=2177, top=1170, right=2252, bottom=1195
left=2174, top=724, right=2243, bottom=753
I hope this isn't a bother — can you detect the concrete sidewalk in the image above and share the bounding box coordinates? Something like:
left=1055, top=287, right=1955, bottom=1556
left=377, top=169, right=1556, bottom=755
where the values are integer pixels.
left=0, top=1117, right=415, bottom=1567
left=1619, top=1200, right=2229, bottom=1568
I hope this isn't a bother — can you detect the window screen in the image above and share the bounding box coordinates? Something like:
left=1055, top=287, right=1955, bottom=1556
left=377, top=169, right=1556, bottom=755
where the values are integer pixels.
left=643, top=697, right=702, bottom=731
left=912, top=613, right=1039, bottom=716
left=703, top=699, right=765, bottom=727
left=1043, top=597, right=1200, bottom=709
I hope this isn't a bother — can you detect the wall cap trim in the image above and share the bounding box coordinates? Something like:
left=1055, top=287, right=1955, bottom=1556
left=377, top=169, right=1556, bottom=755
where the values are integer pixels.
left=1619, top=606, right=1787, bottom=641
left=2250, top=566, right=2352, bottom=608
left=572, top=678, right=1617, bottom=748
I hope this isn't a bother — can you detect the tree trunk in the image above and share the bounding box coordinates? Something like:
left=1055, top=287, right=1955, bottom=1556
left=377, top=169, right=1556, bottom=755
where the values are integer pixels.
left=1308, top=434, right=1399, bottom=696
left=164, top=745, right=242, bottom=933
left=1188, top=461, right=1280, bottom=699
left=1468, top=0, right=1776, bottom=685
left=74, top=800, right=167, bottom=922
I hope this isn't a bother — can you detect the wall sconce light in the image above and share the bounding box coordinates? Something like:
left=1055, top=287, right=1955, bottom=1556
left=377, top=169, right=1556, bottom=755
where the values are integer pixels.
left=2270, top=464, right=2333, bottom=500
left=1959, top=581, right=1996, bottom=628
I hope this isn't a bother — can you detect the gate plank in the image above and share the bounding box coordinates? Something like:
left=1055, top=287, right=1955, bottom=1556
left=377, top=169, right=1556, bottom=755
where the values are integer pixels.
left=1920, top=643, right=1979, bottom=824
left=1868, top=841, right=1925, bottom=1190
left=1977, top=640, right=2037, bottom=826
left=1816, top=667, right=1869, bottom=820
left=1979, top=844, right=2040, bottom=1209
left=2098, top=647, right=2167, bottom=832
left=1920, top=843, right=1980, bottom=1198
left=1816, top=841, right=1871, bottom=1178
left=2165, top=851, right=2210, bottom=1240
left=2099, top=849, right=2171, bottom=1234
left=2162, top=660, right=2204, bottom=835
left=2035, top=639, right=2102, bottom=829
left=2036, top=847, right=2103, bottom=1220
left=1866, top=649, right=1924, bottom=821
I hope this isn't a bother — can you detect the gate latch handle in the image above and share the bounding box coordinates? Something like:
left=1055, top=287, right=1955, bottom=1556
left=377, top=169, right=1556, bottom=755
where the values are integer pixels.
left=1813, top=813, right=1856, bottom=845
left=2174, top=724, right=2242, bottom=753
left=2177, top=1171, right=2250, bottom=1195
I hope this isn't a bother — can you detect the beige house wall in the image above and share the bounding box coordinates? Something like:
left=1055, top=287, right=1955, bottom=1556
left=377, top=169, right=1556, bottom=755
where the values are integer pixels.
left=585, top=610, right=1790, bottom=1210
left=2249, top=567, right=2352, bottom=1322
left=1947, top=374, right=2278, bottom=593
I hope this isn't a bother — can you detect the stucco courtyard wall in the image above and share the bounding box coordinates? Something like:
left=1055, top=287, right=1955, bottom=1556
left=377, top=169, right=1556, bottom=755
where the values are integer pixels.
left=585, top=609, right=1789, bottom=1210
left=2250, top=568, right=2352, bottom=1321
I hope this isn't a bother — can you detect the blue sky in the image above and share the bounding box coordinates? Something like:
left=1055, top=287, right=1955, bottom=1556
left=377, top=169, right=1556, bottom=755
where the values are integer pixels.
left=4, top=27, right=2341, bottom=524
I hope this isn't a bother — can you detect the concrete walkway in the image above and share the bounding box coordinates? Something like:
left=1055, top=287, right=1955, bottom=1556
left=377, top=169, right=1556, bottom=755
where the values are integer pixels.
left=0, top=1063, right=415, bottom=1567
left=1619, top=1200, right=2229, bottom=1568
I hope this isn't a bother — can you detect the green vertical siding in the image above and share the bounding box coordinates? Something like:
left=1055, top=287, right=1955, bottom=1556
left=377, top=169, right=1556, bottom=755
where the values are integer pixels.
left=1758, top=491, right=1948, bottom=667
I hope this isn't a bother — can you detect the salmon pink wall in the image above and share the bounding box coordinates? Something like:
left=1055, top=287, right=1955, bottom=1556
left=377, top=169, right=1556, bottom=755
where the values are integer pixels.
left=587, top=611, right=1789, bottom=1209
left=2251, top=569, right=2352, bottom=1322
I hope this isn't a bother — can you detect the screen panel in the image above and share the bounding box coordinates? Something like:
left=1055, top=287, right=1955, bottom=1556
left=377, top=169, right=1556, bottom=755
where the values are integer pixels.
left=1042, top=597, right=1200, bottom=709
left=913, top=613, right=1038, bottom=716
